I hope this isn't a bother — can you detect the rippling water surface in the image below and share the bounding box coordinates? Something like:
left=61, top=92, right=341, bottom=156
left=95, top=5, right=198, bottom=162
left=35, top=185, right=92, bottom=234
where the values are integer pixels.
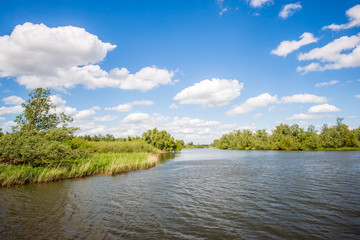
left=1, top=149, right=360, bottom=239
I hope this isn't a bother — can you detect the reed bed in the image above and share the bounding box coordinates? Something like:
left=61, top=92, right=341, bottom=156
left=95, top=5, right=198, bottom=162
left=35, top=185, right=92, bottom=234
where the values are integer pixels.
left=0, top=152, right=161, bottom=187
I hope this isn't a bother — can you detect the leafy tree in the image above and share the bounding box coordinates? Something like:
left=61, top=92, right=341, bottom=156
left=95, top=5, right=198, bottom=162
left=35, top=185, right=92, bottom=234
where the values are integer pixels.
left=14, top=88, right=72, bottom=131
left=212, top=118, right=359, bottom=151
left=142, top=128, right=182, bottom=151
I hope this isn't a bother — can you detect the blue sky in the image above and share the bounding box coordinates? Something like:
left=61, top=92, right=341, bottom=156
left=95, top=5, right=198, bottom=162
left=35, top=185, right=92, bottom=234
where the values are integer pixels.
left=0, top=0, right=359, bottom=143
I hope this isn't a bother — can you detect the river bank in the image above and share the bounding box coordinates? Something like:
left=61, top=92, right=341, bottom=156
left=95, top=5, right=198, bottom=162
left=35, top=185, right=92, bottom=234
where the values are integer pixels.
left=0, top=152, right=162, bottom=187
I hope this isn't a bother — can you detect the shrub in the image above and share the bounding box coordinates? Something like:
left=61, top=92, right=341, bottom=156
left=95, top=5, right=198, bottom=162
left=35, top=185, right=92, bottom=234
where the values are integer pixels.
left=0, top=128, right=80, bottom=165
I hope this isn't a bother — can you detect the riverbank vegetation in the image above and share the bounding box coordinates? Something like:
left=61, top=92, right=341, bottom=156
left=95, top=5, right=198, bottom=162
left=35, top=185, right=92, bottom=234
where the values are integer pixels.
left=212, top=118, right=360, bottom=151
left=183, top=142, right=210, bottom=149
left=0, top=88, right=183, bottom=187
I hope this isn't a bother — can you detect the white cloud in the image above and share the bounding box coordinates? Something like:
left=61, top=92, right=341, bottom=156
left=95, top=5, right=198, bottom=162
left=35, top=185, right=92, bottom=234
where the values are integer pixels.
left=249, top=0, right=273, bottom=8
left=0, top=117, right=5, bottom=121
left=286, top=113, right=332, bottom=120
left=0, top=23, right=174, bottom=91
left=355, top=94, right=360, bottom=99
left=279, top=2, right=302, bottom=19
left=297, top=33, right=360, bottom=73
left=253, top=113, right=263, bottom=119
left=0, top=105, right=23, bottom=115
left=121, top=113, right=151, bottom=124
left=162, top=117, right=221, bottom=143
left=93, top=115, right=118, bottom=122
left=226, top=93, right=278, bottom=116
left=0, top=121, right=16, bottom=132
left=216, top=0, right=228, bottom=16
left=281, top=93, right=328, bottom=104
left=323, top=4, right=360, bottom=31
left=169, top=103, right=179, bottom=109
left=2, top=96, right=24, bottom=105
left=74, top=106, right=100, bottom=120
left=218, top=123, right=238, bottom=129
left=271, top=32, right=318, bottom=57
left=315, top=80, right=340, bottom=87
left=237, top=123, right=257, bottom=130
left=105, top=104, right=132, bottom=112
left=49, top=95, right=77, bottom=116
left=105, top=100, right=154, bottom=112
left=174, top=78, right=243, bottom=107
left=308, top=104, right=341, bottom=113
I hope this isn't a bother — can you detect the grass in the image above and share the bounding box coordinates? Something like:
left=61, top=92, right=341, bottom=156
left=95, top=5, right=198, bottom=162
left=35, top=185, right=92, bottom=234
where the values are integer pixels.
left=0, top=152, right=163, bottom=187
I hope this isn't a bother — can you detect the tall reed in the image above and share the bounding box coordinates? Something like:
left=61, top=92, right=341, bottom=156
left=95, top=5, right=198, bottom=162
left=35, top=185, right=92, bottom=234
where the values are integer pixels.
left=0, top=152, right=162, bottom=187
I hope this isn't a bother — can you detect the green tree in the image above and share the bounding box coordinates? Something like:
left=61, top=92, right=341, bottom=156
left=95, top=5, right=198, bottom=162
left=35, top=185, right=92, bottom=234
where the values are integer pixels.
left=142, top=128, right=182, bottom=151
left=14, top=88, right=72, bottom=131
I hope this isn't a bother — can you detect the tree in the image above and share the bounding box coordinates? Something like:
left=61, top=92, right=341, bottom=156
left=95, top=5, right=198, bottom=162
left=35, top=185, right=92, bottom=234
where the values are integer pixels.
left=142, top=128, right=182, bottom=151
left=14, top=88, right=72, bottom=131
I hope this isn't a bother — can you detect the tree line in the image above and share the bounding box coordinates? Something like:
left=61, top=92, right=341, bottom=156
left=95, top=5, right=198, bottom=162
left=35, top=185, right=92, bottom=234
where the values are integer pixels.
left=0, top=88, right=183, bottom=165
left=212, top=118, right=360, bottom=150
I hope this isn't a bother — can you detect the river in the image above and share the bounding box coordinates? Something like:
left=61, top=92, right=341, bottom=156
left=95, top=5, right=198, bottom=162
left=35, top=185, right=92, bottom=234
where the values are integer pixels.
left=1, top=149, right=360, bottom=239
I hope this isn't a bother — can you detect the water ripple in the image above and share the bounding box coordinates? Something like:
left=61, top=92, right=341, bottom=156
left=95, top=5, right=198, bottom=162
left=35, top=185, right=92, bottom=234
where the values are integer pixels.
left=1, top=149, right=360, bottom=239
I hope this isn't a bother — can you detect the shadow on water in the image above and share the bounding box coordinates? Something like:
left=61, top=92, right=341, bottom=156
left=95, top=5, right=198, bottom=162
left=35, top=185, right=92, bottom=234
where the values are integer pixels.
left=157, top=152, right=175, bottom=163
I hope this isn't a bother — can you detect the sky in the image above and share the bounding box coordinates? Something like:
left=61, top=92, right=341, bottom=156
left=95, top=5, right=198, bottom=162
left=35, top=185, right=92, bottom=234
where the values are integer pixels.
left=0, top=0, right=359, bottom=144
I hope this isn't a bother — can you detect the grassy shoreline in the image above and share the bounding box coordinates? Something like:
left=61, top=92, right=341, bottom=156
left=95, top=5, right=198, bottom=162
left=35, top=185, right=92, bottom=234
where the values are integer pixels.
left=0, top=152, right=162, bottom=187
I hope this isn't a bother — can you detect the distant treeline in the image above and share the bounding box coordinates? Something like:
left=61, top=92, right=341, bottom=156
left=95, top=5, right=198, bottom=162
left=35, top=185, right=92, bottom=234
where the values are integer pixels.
left=212, top=118, right=360, bottom=151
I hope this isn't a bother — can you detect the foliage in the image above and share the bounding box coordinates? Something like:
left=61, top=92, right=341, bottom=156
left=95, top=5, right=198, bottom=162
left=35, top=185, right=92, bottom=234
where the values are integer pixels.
left=183, top=142, right=209, bottom=149
left=0, top=128, right=80, bottom=165
left=67, top=137, right=161, bottom=153
left=142, top=128, right=183, bottom=151
left=14, top=88, right=72, bottom=131
left=212, top=118, right=360, bottom=151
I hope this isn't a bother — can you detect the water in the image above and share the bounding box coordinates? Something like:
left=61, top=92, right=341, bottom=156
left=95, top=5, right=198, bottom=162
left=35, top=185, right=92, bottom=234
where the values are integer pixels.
left=1, top=149, right=360, bottom=239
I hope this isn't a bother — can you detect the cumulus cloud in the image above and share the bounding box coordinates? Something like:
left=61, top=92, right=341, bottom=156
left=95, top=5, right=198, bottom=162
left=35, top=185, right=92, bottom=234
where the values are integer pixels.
left=49, top=95, right=77, bottom=116
left=162, top=117, right=221, bottom=143
left=121, top=113, right=151, bottom=124
left=253, top=113, right=263, bottom=119
left=281, top=93, right=328, bottom=103
left=105, top=100, right=153, bottom=112
left=0, top=121, right=16, bottom=132
left=169, top=103, right=179, bottom=109
left=218, top=123, right=238, bottom=129
left=93, top=115, right=118, bottom=122
left=0, top=23, right=174, bottom=91
left=308, top=104, right=341, bottom=113
left=323, top=4, right=360, bottom=31
left=2, top=96, right=24, bottom=105
left=173, top=78, right=243, bottom=107
left=271, top=32, right=318, bottom=57
left=0, top=105, right=23, bottom=115
left=315, top=80, right=340, bottom=87
left=355, top=94, right=360, bottom=99
left=74, top=106, right=100, bottom=120
left=286, top=113, right=332, bottom=120
left=249, top=0, right=273, bottom=8
left=226, top=93, right=278, bottom=116
left=0, top=95, right=25, bottom=116
left=297, top=33, right=360, bottom=73
left=279, top=2, right=302, bottom=19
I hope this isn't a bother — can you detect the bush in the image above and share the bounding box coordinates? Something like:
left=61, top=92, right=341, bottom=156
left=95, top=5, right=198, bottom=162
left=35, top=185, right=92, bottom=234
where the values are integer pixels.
left=0, top=128, right=80, bottom=165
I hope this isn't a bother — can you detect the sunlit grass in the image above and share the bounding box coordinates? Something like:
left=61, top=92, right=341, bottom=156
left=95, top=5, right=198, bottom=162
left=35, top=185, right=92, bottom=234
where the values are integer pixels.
left=0, top=152, right=161, bottom=187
